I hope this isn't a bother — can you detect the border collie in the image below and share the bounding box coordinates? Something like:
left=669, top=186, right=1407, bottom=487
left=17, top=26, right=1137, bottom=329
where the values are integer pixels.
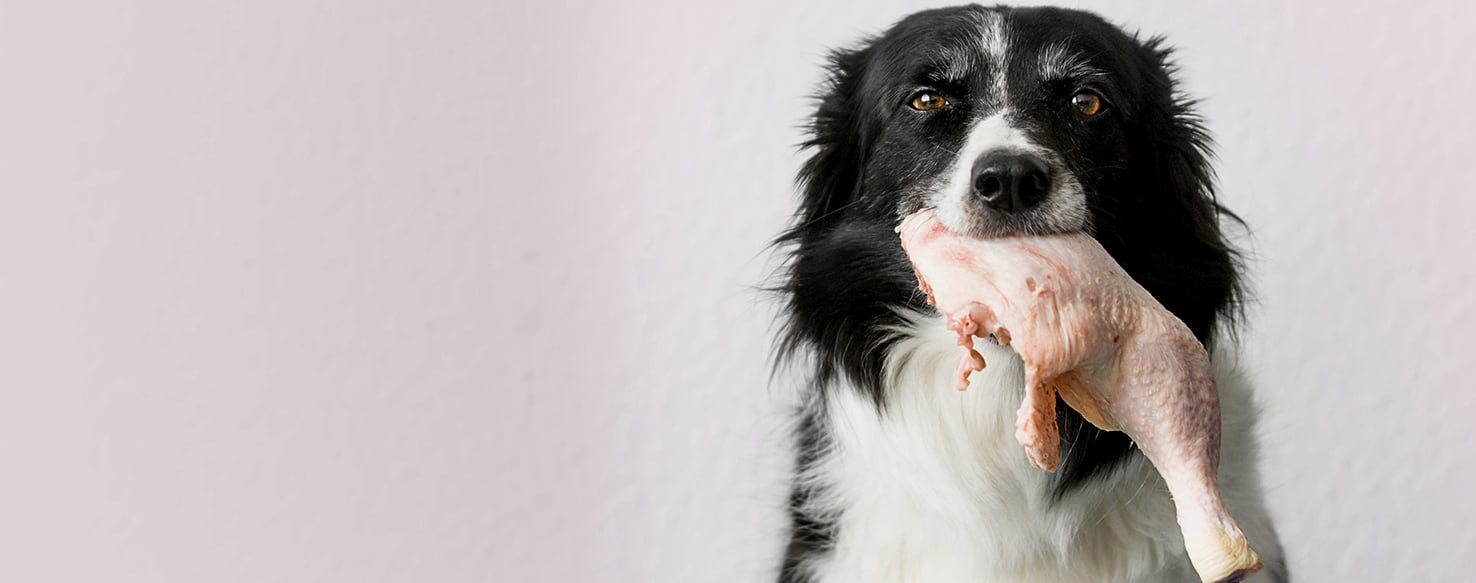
left=773, top=5, right=1287, bottom=582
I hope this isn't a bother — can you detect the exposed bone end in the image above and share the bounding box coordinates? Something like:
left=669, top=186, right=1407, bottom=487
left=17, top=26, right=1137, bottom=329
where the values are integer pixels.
left=1182, top=524, right=1262, bottom=583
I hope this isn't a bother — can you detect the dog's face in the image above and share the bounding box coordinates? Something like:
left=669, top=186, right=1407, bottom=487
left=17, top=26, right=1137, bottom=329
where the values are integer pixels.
left=871, top=8, right=1141, bottom=238
left=786, top=4, right=1241, bottom=352
left=858, top=7, right=1175, bottom=239
left=805, top=5, right=1209, bottom=242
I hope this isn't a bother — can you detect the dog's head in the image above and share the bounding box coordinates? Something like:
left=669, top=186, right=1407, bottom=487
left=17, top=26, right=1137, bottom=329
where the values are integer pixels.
left=787, top=4, right=1242, bottom=341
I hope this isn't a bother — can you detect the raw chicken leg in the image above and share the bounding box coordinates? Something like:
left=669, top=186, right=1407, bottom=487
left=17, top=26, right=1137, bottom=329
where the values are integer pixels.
left=896, top=209, right=1262, bottom=583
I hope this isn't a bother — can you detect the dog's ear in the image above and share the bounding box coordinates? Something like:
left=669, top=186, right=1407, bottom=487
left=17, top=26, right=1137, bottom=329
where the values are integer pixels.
left=1135, top=38, right=1221, bottom=225
left=784, top=45, right=874, bottom=243
left=1125, top=37, right=1246, bottom=341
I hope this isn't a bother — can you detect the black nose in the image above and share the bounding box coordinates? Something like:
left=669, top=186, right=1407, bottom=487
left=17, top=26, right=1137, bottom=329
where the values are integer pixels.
left=971, top=151, right=1052, bottom=213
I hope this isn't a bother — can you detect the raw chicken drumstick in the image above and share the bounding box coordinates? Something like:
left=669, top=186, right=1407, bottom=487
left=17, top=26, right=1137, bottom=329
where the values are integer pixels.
left=896, top=209, right=1261, bottom=583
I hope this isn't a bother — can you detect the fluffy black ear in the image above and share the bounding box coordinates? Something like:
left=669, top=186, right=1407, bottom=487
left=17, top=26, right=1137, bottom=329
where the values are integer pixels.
left=1117, top=37, right=1246, bottom=343
left=780, top=46, right=874, bottom=244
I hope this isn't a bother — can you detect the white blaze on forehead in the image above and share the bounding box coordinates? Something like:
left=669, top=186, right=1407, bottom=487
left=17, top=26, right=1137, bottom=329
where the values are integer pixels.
left=977, top=9, right=1009, bottom=107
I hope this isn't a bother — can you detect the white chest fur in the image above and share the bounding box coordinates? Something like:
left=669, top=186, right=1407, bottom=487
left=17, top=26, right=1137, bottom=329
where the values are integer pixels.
left=794, top=313, right=1281, bottom=582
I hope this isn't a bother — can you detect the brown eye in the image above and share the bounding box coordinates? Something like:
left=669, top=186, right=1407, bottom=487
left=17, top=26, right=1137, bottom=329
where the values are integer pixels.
left=1071, top=92, right=1104, bottom=116
left=909, top=90, right=947, bottom=111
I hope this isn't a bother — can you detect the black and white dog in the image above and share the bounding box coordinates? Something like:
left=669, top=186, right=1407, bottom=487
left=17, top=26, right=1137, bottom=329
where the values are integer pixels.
left=774, top=5, right=1287, bottom=582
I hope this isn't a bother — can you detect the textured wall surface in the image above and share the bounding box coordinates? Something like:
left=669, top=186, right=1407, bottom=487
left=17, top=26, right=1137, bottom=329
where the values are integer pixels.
left=2, top=0, right=1474, bottom=581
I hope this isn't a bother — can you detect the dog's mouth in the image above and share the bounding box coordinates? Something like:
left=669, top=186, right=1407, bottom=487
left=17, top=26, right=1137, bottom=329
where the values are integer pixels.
left=908, top=161, right=1092, bottom=240
left=903, top=199, right=1089, bottom=241
left=955, top=203, right=1087, bottom=239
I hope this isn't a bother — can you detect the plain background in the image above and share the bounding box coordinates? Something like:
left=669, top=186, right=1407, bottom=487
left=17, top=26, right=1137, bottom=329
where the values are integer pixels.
left=3, top=0, right=1474, bottom=580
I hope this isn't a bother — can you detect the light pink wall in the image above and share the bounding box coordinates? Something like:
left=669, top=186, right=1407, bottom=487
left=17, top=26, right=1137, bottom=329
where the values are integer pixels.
left=1, top=0, right=1472, bottom=581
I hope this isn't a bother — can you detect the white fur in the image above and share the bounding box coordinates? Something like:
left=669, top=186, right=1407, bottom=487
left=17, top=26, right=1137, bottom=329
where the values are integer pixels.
left=793, top=311, right=1285, bottom=582
left=1036, top=42, right=1105, bottom=83
left=980, top=10, right=1009, bottom=107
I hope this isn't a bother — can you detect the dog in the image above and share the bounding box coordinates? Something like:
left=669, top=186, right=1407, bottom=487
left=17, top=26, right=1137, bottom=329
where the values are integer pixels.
left=773, top=5, right=1287, bottom=582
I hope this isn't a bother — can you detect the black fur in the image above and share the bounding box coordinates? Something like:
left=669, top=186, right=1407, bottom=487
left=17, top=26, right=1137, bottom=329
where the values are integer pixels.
left=774, top=5, right=1248, bottom=581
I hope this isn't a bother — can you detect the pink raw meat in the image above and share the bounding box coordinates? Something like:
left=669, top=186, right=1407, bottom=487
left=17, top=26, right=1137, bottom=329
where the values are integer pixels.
left=897, top=209, right=1261, bottom=583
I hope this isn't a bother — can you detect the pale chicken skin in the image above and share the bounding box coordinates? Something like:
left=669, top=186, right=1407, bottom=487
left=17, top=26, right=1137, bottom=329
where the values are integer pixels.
left=896, top=210, right=1262, bottom=583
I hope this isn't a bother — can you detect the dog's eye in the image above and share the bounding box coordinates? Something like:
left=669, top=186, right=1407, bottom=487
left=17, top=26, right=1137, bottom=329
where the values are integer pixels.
left=909, top=90, right=948, bottom=111
left=1071, top=92, right=1104, bottom=117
